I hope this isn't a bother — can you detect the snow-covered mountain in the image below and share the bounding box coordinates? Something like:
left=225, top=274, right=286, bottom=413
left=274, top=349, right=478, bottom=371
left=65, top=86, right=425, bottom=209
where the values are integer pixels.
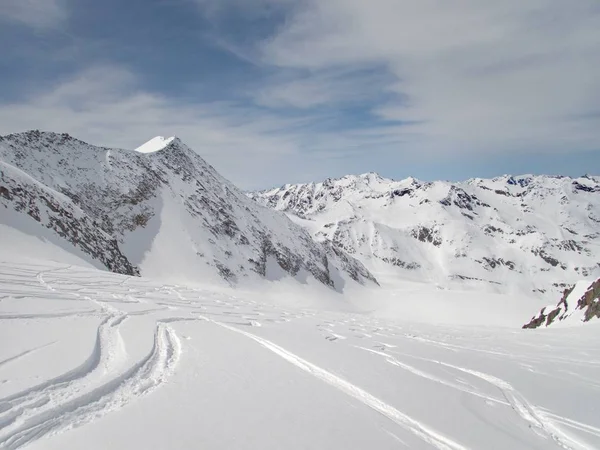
left=249, top=172, right=600, bottom=297
left=523, top=277, right=600, bottom=328
left=0, top=130, right=376, bottom=289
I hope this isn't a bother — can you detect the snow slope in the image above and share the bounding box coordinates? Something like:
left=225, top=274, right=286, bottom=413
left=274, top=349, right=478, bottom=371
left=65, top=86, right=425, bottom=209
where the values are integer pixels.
left=249, top=173, right=600, bottom=297
left=1, top=260, right=599, bottom=450
left=0, top=131, right=375, bottom=290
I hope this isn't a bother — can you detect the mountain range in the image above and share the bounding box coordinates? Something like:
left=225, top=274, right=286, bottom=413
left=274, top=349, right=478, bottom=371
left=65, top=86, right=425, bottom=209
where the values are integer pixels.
left=2, top=130, right=599, bottom=306
left=249, top=172, right=600, bottom=298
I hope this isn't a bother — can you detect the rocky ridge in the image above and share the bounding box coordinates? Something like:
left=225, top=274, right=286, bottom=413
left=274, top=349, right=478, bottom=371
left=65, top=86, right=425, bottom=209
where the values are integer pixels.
left=523, top=278, right=600, bottom=328
left=249, top=172, right=600, bottom=296
left=0, top=130, right=376, bottom=290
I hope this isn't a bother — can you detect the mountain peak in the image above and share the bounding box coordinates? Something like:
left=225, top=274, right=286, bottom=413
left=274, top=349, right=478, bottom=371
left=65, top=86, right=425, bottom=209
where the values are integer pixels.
left=135, top=136, right=176, bottom=154
left=358, top=172, right=383, bottom=181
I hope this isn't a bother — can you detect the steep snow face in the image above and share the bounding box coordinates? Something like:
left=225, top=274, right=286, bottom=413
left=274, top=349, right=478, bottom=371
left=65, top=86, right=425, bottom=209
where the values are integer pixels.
left=135, top=136, right=175, bottom=154
left=0, top=131, right=376, bottom=289
left=249, top=172, right=600, bottom=297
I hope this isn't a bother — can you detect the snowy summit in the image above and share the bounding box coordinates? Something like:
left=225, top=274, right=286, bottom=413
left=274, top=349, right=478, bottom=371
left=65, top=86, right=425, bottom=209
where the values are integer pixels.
left=134, top=136, right=175, bottom=154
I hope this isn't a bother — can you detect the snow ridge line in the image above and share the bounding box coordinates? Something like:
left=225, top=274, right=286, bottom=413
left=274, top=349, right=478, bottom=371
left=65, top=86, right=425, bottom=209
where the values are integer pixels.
left=206, top=317, right=469, bottom=450
left=0, top=321, right=180, bottom=450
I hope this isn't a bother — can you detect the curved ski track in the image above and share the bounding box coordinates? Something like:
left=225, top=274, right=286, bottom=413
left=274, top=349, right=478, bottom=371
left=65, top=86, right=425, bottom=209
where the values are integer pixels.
left=0, top=265, right=183, bottom=450
left=0, top=319, right=180, bottom=450
left=1, top=262, right=598, bottom=450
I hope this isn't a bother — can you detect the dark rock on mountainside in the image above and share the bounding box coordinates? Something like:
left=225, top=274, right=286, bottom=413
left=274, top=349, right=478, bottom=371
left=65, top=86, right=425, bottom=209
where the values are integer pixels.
left=0, top=131, right=377, bottom=290
left=523, top=278, right=600, bottom=328
left=249, top=172, right=600, bottom=296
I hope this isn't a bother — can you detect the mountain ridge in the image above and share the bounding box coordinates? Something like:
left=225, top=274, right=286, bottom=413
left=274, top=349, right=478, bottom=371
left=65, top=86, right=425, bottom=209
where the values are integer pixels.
left=249, top=171, right=600, bottom=297
left=0, top=130, right=377, bottom=290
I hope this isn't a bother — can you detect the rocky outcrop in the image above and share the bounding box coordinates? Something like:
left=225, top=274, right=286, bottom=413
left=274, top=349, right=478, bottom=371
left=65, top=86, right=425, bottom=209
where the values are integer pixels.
left=0, top=162, right=138, bottom=275
left=523, top=278, right=600, bottom=328
left=579, top=279, right=600, bottom=321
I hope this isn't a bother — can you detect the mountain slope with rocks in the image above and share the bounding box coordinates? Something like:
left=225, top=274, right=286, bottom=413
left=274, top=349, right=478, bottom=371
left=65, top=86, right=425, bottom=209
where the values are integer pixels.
left=523, top=277, right=600, bottom=328
left=249, top=172, right=600, bottom=297
left=0, top=130, right=376, bottom=290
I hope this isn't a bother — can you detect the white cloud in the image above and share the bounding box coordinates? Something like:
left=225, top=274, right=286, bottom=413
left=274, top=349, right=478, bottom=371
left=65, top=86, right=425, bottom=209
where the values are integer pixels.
left=2, top=2, right=599, bottom=188
left=0, top=0, right=67, bottom=29
left=253, top=69, right=390, bottom=109
left=259, top=0, right=600, bottom=155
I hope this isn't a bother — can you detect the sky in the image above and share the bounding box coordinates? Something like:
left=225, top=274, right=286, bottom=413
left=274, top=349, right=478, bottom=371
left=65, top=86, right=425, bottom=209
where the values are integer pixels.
left=0, top=0, right=599, bottom=189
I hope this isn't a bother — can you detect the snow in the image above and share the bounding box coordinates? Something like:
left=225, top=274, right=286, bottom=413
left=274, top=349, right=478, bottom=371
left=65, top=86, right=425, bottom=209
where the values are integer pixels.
left=0, top=209, right=102, bottom=271
left=2, top=131, right=599, bottom=449
left=1, top=259, right=599, bottom=450
left=0, top=131, right=375, bottom=290
left=250, top=173, right=600, bottom=300
left=134, top=136, right=175, bottom=154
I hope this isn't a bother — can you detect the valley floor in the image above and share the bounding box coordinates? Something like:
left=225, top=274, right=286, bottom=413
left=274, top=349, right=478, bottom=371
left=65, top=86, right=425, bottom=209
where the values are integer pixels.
left=0, top=261, right=599, bottom=450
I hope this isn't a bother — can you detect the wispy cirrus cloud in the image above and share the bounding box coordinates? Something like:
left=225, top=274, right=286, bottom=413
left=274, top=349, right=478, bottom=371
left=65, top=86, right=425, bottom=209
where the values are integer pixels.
left=258, top=0, right=600, bottom=155
left=252, top=68, right=393, bottom=110
left=1, top=0, right=599, bottom=189
left=0, top=0, right=68, bottom=29
left=0, top=65, right=356, bottom=188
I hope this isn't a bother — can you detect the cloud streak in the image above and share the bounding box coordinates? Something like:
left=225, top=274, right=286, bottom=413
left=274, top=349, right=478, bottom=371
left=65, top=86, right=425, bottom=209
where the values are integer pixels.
left=0, top=65, right=398, bottom=188
left=0, top=0, right=67, bottom=29
left=259, top=0, right=600, bottom=154
left=1, top=1, right=599, bottom=188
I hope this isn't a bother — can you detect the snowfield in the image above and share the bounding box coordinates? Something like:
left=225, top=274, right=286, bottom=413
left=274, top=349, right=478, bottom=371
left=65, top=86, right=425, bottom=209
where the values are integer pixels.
left=1, top=260, right=599, bottom=450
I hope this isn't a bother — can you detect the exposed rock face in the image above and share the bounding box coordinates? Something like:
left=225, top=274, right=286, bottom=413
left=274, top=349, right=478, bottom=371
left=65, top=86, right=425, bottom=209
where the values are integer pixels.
left=1, top=162, right=138, bottom=275
left=579, top=279, right=600, bottom=321
left=0, top=131, right=376, bottom=290
left=523, top=278, right=600, bottom=328
left=249, top=172, right=600, bottom=296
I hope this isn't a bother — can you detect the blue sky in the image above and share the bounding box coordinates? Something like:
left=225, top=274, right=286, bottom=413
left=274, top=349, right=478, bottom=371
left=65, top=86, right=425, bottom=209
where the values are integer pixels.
left=1, top=0, right=599, bottom=189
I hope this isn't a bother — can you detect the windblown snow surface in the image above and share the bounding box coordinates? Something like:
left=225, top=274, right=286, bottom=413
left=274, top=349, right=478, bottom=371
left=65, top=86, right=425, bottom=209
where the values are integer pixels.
left=1, top=258, right=599, bottom=450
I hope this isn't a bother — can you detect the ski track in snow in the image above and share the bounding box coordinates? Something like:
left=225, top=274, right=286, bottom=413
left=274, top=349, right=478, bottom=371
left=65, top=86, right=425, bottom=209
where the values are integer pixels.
left=0, top=261, right=599, bottom=449
left=0, top=322, right=180, bottom=450
left=431, top=361, right=593, bottom=450
left=0, top=264, right=182, bottom=450
left=207, top=318, right=470, bottom=450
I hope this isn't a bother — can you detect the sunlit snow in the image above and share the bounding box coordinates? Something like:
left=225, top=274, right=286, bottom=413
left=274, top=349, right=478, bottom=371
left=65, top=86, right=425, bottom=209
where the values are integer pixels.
left=0, top=261, right=599, bottom=450
left=134, top=136, right=175, bottom=154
